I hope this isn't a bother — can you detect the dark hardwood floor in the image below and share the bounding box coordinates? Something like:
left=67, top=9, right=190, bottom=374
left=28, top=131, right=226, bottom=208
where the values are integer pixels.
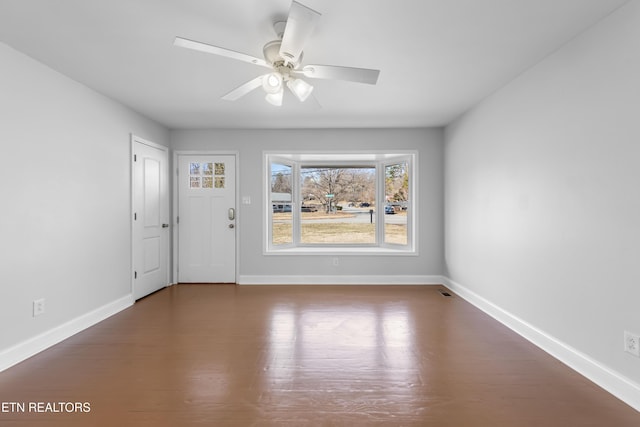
left=0, top=284, right=638, bottom=426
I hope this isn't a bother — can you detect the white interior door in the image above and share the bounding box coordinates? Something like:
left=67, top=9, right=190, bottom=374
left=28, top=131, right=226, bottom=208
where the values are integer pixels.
left=178, top=155, right=236, bottom=283
left=132, top=136, right=169, bottom=299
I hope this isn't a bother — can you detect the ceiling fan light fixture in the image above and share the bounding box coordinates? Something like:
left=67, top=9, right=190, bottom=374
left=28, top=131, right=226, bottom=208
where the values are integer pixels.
left=262, top=72, right=283, bottom=94
left=287, top=78, right=314, bottom=102
left=174, top=1, right=380, bottom=107
left=265, top=88, right=284, bottom=106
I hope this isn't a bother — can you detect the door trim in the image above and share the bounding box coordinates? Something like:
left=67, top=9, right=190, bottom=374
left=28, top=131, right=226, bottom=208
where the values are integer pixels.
left=172, top=150, right=240, bottom=284
left=131, top=134, right=170, bottom=296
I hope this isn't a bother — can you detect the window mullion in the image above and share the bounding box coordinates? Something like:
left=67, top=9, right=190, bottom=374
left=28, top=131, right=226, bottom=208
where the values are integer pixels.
left=292, top=161, right=301, bottom=245
left=376, top=161, right=384, bottom=246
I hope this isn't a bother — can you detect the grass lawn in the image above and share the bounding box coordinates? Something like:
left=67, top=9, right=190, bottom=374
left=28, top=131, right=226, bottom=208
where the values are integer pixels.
left=272, top=222, right=407, bottom=245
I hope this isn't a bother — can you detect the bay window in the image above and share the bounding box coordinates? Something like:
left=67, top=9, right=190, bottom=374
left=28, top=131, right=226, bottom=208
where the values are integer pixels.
left=265, top=152, right=416, bottom=254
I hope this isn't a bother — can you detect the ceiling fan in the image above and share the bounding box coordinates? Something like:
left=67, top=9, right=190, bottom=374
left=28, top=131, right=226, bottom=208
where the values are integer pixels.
left=173, top=1, right=380, bottom=107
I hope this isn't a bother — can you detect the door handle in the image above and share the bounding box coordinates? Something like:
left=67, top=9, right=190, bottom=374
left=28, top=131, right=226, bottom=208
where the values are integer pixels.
left=228, top=208, right=235, bottom=220
left=162, top=224, right=169, bottom=228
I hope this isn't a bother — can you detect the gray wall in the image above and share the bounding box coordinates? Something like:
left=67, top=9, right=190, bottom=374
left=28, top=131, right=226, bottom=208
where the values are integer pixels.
left=0, top=42, right=169, bottom=352
left=170, top=128, right=446, bottom=281
left=445, top=1, right=640, bottom=385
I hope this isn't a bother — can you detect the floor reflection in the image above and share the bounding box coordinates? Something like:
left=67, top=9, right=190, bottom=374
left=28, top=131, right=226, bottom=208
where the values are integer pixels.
left=266, top=302, right=419, bottom=416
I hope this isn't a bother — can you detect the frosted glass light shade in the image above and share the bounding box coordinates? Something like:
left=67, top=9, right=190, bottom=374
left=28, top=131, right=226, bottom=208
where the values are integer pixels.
left=265, top=88, right=284, bottom=106
left=262, top=72, right=283, bottom=94
left=287, top=78, right=314, bottom=102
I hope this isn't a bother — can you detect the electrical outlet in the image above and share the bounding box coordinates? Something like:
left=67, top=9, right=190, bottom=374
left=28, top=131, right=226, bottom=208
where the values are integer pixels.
left=33, top=298, right=45, bottom=317
left=624, top=331, right=640, bottom=357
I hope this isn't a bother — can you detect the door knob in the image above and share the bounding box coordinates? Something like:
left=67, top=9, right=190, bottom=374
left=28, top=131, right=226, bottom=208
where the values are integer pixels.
left=228, top=224, right=235, bottom=229
left=162, top=224, right=169, bottom=228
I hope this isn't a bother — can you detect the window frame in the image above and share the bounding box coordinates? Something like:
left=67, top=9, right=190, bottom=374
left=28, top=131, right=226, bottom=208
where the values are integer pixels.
left=264, top=151, right=417, bottom=255
left=381, top=158, right=412, bottom=248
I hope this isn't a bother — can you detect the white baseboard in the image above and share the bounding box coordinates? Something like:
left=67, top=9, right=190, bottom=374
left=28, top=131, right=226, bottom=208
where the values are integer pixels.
left=0, top=294, right=133, bottom=373
left=238, top=275, right=446, bottom=285
left=441, top=277, right=640, bottom=412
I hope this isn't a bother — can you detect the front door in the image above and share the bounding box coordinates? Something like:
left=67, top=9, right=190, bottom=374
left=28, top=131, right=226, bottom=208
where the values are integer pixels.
left=132, top=136, right=170, bottom=299
left=178, top=155, right=236, bottom=283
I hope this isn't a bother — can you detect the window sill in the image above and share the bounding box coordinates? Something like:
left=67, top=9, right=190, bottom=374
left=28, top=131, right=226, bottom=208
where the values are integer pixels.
left=265, top=246, right=417, bottom=256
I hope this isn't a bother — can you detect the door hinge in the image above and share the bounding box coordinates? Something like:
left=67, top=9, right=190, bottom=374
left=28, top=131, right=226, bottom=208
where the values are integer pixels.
left=134, top=154, right=137, bottom=162
left=176, top=216, right=179, bottom=224
left=134, top=212, right=137, bottom=220
left=134, top=271, right=137, bottom=279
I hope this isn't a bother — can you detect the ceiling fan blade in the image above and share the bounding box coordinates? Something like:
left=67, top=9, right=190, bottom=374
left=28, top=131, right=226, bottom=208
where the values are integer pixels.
left=221, top=75, right=265, bottom=101
left=174, top=36, right=271, bottom=69
left=297, top=64, right=380, bottom=85
left=279, top=1, right=321, bottom=65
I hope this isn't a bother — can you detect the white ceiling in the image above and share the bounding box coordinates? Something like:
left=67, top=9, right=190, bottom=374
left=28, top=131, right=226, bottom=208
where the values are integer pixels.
left=0, top=0, right=629, bottom=129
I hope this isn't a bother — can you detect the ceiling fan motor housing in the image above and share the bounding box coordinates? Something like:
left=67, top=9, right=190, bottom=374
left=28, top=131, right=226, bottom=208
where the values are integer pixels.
left=263, top=40, right=302, bottom=72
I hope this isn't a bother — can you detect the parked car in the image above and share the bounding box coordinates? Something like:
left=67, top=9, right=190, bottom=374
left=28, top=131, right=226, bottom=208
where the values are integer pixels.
left=273, top=204, right=292, bottom=213
left=301, top=205, right=318, bottom=212
left=384, top=205, right=396, bottom=214
left=359, top=202, right=370, bottom=207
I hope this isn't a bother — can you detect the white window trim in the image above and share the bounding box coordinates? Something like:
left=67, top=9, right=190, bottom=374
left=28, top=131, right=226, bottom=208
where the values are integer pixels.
left=264, top=151, right=418, bottom=256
